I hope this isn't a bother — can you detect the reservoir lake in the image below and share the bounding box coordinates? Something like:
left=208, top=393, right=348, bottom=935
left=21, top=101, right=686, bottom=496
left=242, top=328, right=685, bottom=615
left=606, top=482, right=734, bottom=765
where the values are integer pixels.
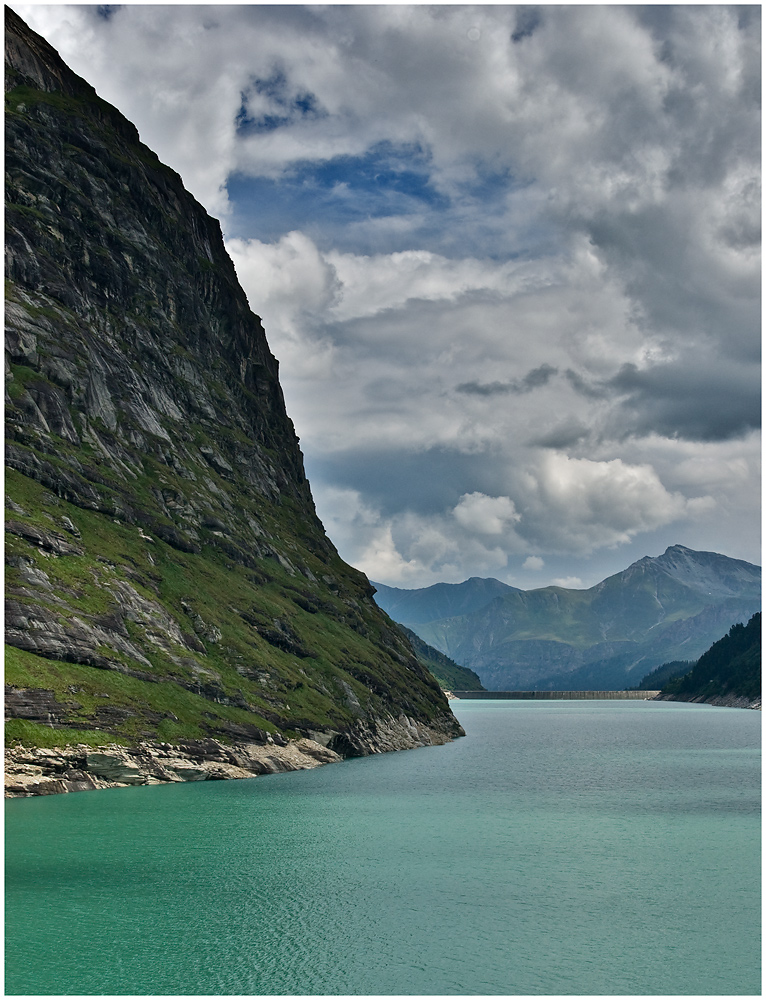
left=5, top=699, right=761, bottom=996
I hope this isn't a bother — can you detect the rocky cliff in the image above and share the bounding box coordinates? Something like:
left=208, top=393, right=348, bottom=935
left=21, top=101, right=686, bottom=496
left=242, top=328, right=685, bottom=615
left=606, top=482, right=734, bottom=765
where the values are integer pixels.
left=4, top=8, right=463, bottom=793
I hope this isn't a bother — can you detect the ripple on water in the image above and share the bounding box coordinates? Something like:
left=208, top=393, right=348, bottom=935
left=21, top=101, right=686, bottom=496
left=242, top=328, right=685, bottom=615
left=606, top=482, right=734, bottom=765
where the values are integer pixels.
left=5, top=700, right=761, bottom=995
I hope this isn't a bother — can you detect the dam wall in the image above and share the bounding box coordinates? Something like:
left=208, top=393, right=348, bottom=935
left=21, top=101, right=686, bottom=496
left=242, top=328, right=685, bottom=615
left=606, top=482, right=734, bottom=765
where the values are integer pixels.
left=452, top=690, right=660, bottom=700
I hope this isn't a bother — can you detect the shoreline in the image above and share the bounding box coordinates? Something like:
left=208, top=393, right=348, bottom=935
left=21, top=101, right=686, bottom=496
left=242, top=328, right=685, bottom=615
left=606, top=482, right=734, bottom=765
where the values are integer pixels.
left=5, top=736, right=342, bottom=797
left=653, top=692, right=761, bottom=710
left=5, top=710, right=463, bottom=798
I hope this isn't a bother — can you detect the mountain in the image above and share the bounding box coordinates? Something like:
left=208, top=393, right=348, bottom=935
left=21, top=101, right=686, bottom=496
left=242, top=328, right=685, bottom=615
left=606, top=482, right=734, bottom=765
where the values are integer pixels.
left=372, top=577, right=518, bottom=625
left=632, top=661, right=695, bottom=691
left=658, top=613, right=761, bottom=708
left=4, top=8, right=463, bottom=785
left=397, top=627, right=485, bottom=692
left=377, top=546, right=760, bottom=690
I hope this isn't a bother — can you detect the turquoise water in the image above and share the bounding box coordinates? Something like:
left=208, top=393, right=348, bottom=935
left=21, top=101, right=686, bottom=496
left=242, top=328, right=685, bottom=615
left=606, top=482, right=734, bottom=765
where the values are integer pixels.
left=5, top=700, right=761, bottom=995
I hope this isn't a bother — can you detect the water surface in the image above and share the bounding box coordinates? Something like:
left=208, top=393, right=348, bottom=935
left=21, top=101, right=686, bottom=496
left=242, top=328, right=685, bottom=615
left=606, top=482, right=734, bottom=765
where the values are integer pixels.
left=5, top=700, right=760, bottom=995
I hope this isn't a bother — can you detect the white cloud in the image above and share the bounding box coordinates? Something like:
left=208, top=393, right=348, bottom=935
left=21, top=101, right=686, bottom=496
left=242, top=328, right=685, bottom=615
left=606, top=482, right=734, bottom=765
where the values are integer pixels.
left=227, top=232, right=339, bottom=378
left=16, top=3, right=759, bottom=586
left=516, top=453, right=708, bottom=553
left=523, top=556, right=545, bottom=571
left=311, top=484, right=518, bottom=588
left=453, top=493, right=520, bottom=536
left=552, top=577, right=585, bottom=590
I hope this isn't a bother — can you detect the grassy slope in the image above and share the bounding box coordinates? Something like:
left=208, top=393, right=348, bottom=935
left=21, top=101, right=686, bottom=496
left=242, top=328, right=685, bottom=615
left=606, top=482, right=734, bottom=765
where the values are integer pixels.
left=6, top=466, right=449, bottom=747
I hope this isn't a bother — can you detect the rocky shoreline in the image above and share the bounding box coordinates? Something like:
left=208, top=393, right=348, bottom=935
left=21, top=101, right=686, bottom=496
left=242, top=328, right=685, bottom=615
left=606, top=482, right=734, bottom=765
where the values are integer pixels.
left=654, top=693, right=761, bottom=710
left=5, top=710, right=462, bottom=798
left=5, top=735, right=342, bottom=797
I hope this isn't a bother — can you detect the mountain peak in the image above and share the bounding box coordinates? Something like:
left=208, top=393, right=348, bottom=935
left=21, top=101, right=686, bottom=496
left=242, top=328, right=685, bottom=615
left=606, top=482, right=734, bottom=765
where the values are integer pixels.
left=373, top=547, right=760, bottom=692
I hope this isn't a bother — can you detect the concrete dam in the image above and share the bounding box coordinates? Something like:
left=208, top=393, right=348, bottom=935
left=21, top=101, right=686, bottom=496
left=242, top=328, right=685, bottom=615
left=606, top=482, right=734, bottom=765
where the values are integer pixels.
left=451, top=690, right=660, bottom=700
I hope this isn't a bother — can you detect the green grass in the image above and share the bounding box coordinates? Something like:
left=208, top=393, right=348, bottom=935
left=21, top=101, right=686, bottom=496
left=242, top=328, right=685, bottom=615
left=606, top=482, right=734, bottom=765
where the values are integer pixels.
left=4, top=644, right=280, bottom=747
left=5, top=719, right=129, bottom=749
left=5, top=82, right=455, bottom=756
left=4, top=463, right=417, bottom=741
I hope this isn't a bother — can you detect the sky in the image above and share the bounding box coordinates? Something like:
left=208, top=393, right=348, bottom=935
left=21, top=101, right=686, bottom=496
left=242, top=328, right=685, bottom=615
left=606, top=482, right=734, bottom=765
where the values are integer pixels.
left=14, top=3, right=761, bottom=591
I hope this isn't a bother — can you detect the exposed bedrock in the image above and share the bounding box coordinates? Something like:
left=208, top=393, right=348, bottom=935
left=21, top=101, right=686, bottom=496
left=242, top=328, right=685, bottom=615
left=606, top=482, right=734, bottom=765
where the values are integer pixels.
left=5, top=8, right=463, bottom=794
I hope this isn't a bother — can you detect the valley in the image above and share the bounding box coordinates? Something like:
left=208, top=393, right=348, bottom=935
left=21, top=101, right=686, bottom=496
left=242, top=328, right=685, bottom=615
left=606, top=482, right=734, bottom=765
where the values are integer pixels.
left=373, top=545, right=760, bottom=691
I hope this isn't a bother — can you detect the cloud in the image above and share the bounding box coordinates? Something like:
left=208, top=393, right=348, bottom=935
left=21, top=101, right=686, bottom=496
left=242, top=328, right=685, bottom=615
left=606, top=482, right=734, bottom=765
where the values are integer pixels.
left=227, top=231, right=339, bottom=378
left=17, top=4, right=760, bottom=586
left=226, top=225, right=749, bottom=579
left=312, top=484, right=520, bottom=588
left=523, top=556, right=545, bottom=571
left=606, top=359, right=761, bottom=442
left=456, top=364, right=558, bottom=396
left=551, top=577, right=584, bottom=590
left=513, top=453, right=714, bottom=554
left=452, top=493, right=521, bottom=536
left=511, top=7, right=543, bottom=45
left=531, top=419, right=590, bottom=450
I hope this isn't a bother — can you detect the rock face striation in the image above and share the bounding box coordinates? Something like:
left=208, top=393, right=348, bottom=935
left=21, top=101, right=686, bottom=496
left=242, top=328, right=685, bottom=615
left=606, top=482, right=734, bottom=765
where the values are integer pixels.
left=4, top=9, right=463, bottom=794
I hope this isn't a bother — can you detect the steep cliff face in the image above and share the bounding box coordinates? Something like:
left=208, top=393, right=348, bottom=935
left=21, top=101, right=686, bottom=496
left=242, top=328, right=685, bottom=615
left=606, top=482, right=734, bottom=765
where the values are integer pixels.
left=4, top=8, right=463, bottom=782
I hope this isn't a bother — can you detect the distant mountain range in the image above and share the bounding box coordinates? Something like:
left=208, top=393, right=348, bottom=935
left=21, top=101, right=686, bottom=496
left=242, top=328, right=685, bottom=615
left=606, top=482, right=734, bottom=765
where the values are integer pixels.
left=372, top=546, right=761, bottom=690
left=373, top=577, right=516, bottom=625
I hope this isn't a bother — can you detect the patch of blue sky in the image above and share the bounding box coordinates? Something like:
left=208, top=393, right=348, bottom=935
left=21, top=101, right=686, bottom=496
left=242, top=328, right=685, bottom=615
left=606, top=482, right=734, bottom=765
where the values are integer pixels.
left=224, top=143, right=451, bottom=252
left=236, top=73, right=326, bottom=135
left=224, top=142, right=555, bottom=259
left=311, top=143, right=445, bottom=207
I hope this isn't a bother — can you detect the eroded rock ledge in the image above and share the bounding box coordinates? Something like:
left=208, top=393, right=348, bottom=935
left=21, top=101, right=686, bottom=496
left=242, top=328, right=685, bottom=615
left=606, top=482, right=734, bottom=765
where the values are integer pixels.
left=5, top=736, right=342, bottom=797
left=5, top=711, right=463, bottom=797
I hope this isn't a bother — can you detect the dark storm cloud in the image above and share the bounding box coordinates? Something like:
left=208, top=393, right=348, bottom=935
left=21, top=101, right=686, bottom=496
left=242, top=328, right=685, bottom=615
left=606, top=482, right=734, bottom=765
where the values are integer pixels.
left=608, top=361, right=761, bottom=442
left=586, top=206, right=760, bottom=365
left=511, top=7, right=543, bottom=44
left=456, top=381, right=513, bottom=397
left=564, top=370, right=608, bottom=401
left=521, top=364, right=558, bottom=391
left=531, top=420, right=591, bottom=450
left=457, top=364, right=558, bottom=396
left=306, top=446, right=506, bottom=519
left=564, top=357, right=761, bottom=443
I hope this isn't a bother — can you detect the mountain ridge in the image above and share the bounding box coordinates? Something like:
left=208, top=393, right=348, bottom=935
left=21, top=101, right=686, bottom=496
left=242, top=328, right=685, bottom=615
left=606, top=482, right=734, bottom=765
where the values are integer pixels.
left=371, top=576, right=519, bottom=625
left=372, top=546, right=760, bottom=690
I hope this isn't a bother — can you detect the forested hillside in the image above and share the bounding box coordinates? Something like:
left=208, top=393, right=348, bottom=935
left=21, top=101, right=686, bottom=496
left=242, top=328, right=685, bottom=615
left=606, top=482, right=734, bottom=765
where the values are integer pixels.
left=659, top=613, right=761, bottom=707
